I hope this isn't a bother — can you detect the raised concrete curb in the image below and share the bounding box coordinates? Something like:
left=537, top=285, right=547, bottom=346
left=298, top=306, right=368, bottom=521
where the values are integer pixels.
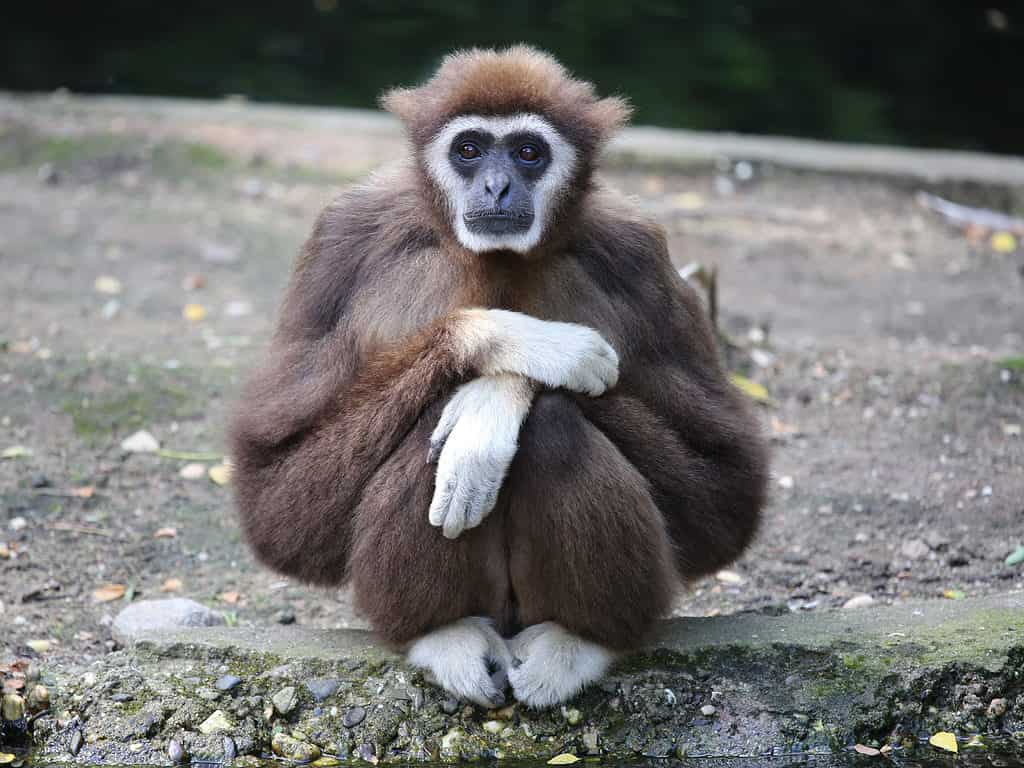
left=3, top=93, right=1024, bottom=186
left=19, top=592, right=1024, bottom=763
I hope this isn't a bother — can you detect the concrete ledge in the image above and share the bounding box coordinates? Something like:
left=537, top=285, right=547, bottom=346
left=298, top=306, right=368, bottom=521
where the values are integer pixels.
left=3, top=92, right=1024, bottom=186
left=20, top=592, right=1024, bottom=763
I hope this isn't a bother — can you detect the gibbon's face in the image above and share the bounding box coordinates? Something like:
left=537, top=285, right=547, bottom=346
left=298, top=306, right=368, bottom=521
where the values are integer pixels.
left=424, top=114, right=577, bottom=254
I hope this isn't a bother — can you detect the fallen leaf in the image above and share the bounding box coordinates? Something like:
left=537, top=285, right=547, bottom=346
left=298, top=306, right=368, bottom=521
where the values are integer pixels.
left=93, top=275, right=123, bottom=295
left=942, top=588, right=966, bottom=600
left=880, top=745, right=892, bottom=755
left=1, top=445, right=32, bottom=460
left=153, top=527, right=177, bottom=539
left=0, top=752, right=17, bottom=764
left=671, top=192, right=705, bottom=211
left=221, top=590, right=241, bottom=604
left=730, top=373, right=771, bottom=404
left=183, top=303, right=207, bottom=322
left=208, top=462, right=232, bottom=486
left=92, top=583, right=127, bottom=603
left=990, top=231, right=1017, bottom=253
left=26, top=639, right=50, bottom=654
left=161, top=578, right=183, bottom=592
left=547, top=755, right=580, bottom=765
left=1005, top=545, right=1024, bottom=567
left=929, top=732, right=958, bottom=753
left=71, top=485, right=95, bottom=499
left=854, top=744, right=881, bottom=756
left=964, top=735, right=987, bottom=750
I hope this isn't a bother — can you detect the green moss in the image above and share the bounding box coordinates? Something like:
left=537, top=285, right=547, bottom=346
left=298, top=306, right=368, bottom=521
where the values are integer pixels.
left=998, top=356, right=1024, bottom=372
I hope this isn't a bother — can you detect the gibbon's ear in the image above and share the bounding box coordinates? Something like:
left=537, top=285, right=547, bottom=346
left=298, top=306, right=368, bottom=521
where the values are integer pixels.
left=379, top=86, right=419, bottom=128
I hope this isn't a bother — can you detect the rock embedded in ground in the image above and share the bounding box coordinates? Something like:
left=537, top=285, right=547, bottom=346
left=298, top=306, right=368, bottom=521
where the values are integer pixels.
left=197, top=709, right=232, bottom=735
left=214, top=674, right=241, bottom=692
left=271, top=686, right=298, bottom=716
left=342, top=705, right=366, bottom=728
left=112, top=598, right=225, bottom=644
left=303, top=678, right=340, bottom=702
left=842, top=594, right=875, bottom=610
left=119, top=429, right=160, bottom=453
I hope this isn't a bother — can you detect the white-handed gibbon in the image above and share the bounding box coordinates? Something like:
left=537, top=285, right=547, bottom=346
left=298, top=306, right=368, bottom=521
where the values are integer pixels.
left=229, top=46, right=768, bottom=709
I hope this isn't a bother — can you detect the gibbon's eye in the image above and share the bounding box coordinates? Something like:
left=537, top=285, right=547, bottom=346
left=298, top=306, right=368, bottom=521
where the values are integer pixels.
left=517, top=144, right=541, bottom=163
left=457, top=142, right=481, bottom=160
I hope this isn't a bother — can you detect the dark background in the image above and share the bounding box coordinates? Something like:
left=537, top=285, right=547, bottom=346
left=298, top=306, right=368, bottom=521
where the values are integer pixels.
left=3, top=0, right=1022, bottom=154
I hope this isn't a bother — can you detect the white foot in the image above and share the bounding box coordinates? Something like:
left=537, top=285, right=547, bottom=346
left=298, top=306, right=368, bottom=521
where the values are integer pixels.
left=507, top=622, right=614, bottom=708
left=406, top=617, right=514, bottom=708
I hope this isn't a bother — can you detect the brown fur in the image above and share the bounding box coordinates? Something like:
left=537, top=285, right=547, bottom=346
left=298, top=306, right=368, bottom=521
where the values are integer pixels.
left=228, top=48, right=768, bottom=652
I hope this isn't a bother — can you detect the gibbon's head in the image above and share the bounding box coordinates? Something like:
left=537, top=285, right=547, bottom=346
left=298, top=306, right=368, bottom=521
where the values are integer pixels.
left=381, top=46, right=630, bottom=256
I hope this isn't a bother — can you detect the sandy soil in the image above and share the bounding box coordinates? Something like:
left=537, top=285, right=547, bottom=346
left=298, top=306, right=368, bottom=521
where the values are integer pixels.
left=1, top=95, right=1022, bottom=668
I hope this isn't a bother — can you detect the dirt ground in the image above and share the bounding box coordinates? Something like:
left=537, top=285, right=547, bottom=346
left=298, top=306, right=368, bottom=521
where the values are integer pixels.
left=2, top=94, right=1023, bottom=668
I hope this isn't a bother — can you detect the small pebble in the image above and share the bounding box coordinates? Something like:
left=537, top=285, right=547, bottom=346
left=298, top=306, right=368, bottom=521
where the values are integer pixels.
left=179, top=463, right=206, bottom=480
left=2, top=694, right=24, bottom=721
left=272, top=686, right=298, bottom=716
left=26, top=684, right=49, bottom=712
left=120, top=430, right=160, bottom=453
left=167, top=739, right=186, bottom=764
left=483, top=720, right=503, bottom=734
left=110, top=693, right=133, bottom=703
left=304, top=678, right=340, bottom=701
left=700, top=704, right=717, bottom=717
left=30, top=474, right=50, bottom=489
left=842, top=594, right=875, bottom=610
left=275, top=609, right=297, bottom=625
left=215, top=674, right=242, bottom=692
left=356, top=743, right=375, bottom=762
left=69, top=729, right=84, bottom=756
left=222, top=736, right=237, bottom=760
left=342, top=705, right=366, bottom=728
left=987, top=698, right=1008, bottom=719
left=440, top=697, right=459, bottom=715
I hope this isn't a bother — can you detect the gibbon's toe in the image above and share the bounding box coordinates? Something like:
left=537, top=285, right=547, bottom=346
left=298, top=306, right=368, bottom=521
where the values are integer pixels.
left=507, top=622, right=613, bottom=708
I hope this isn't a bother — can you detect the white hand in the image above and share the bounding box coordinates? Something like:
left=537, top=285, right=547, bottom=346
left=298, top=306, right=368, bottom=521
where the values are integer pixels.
left=459, top=309, right=620, bottom=397
left=428, top=374, right=534, bottom=539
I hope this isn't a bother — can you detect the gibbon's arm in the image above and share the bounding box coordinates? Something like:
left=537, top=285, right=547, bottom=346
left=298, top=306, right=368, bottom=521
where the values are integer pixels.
left=228, top=220, right=620, bottom=583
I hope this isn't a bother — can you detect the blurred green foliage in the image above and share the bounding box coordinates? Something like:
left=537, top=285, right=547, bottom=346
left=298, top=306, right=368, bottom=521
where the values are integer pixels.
left=3, top=0, right=1022, bottom=153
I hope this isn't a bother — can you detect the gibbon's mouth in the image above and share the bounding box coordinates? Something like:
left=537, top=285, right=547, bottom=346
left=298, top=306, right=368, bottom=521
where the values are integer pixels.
left=464, top=210, right=534, bottom=235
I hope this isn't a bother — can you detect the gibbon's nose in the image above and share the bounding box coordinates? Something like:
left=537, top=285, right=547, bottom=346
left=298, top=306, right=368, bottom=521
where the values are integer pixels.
left=484, top=171, right=511, bottom=205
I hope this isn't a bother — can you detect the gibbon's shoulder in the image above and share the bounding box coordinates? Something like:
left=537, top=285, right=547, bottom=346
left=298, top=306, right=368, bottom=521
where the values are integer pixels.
left=573, top=182, right=674, bottom=283
left=280, top=162, right=440, bottom=339
left=297, top=161, right=440, bottom=273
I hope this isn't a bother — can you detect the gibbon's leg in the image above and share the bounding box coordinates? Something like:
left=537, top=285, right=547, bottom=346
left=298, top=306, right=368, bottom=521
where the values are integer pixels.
left=504, top=392, right=677, bottom=706
left=348, top=407, right=512, bottom=650
left=406, top=616, right=515, bottom=708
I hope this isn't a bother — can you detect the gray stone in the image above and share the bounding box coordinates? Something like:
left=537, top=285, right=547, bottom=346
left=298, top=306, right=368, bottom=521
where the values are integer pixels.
left=69, top=729, right=84, bottom=756
left=901, top=538, right=930, bottom=560
left=113, top=598, right=224, bottom=644
left=342, top=706, right=366, bottom=728
left=198, top=709, right=232, bottom=735
left=215, top=674, right=242, bottom=692
left=272, top=686, right=298, bottom=715
left=222, top=736, right=237, bottom=759
left=304, top=678, right=340, bottom=701
left=167, top=739, right=186, bottom=764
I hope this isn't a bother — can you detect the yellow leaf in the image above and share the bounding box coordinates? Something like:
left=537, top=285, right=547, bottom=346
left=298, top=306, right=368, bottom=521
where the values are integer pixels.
left=182, top=303, right=207, bottom=322
left=929, top=732, right=958, bottom=753
left=208, top=462, right=232, bottom=486
left=990, top=231, right=1017, bottom=253
left=0, top=752, right=17, bottom=764
left=26, top=639, right=50, bottom=654
left=671, top=192, right=705, bottom=211
left=93, top=275, right=123, bottom=295
left=730, top=373, right=770, bottom=403
left=942, top=588, right=966, bottom=600
left=161, top=578, right=183, bottom=592
left=92, top=583, right=127, bottom=603
left=547, top=755, right=580, bottom=765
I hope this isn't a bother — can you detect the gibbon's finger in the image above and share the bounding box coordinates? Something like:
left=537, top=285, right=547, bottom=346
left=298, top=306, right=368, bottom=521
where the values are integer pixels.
left=441, top=474, right=471, bottom=539
left=428, top=474, right=456, bottom=528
